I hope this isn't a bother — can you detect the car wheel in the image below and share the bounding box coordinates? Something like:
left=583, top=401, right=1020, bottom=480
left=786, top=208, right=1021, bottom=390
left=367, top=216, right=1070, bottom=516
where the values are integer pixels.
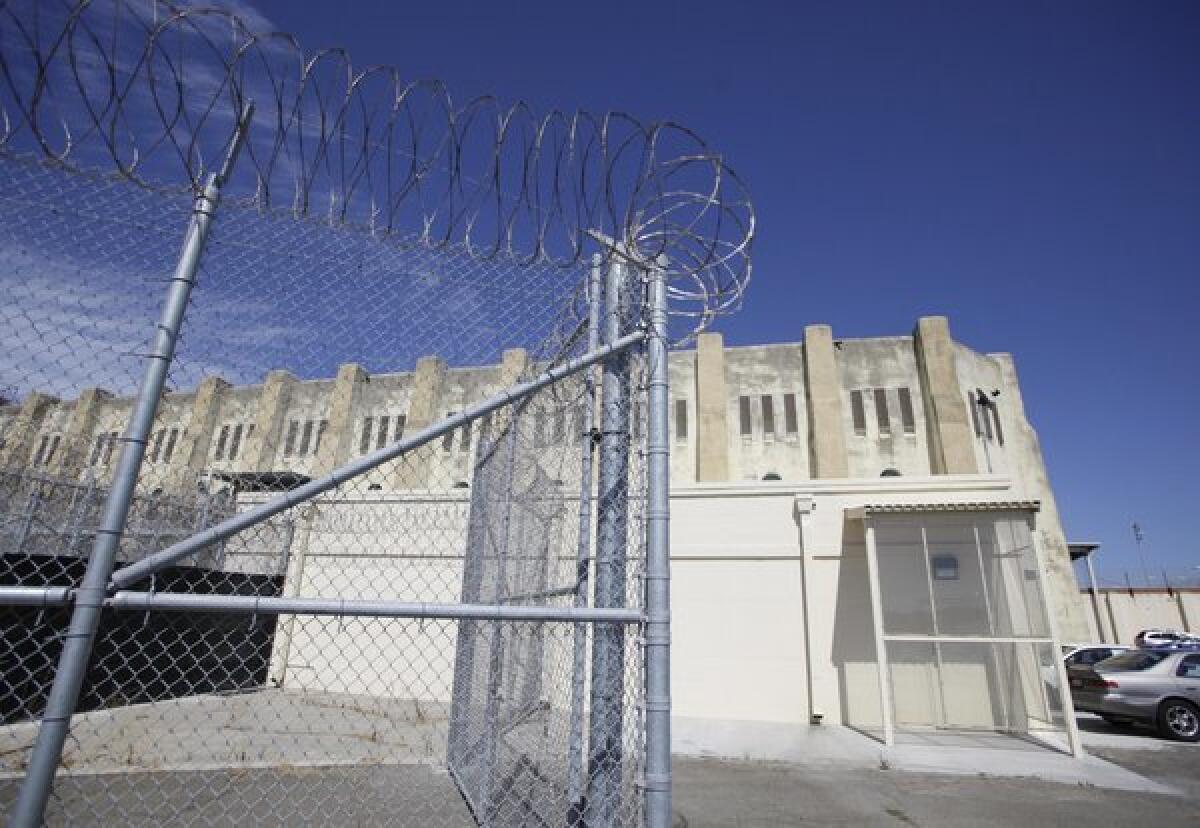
left=1157, top=699, right=1200, bottom=742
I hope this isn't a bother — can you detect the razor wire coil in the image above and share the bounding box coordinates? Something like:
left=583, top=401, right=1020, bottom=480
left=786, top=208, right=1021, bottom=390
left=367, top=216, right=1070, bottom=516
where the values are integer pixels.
left=0, top=0, right=753, bottom=339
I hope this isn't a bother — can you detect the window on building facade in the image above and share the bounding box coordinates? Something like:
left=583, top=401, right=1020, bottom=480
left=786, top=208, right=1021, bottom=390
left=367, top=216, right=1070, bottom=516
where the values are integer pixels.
left=990, top=403, right=1004, bottom=446
left=376, top=415, right=390, bottom=451
left=149, top=429, right=165, bottom=463
left=738, top=395, right=752, bottom=436
left=975, top=391, right=994, bottom=441
left=969, top=391, right=1005, bottom=447
left=298, top=420, right=314, bottom=456
left=897, top=387, right=916, bottom=434
left=90, top=434, right=105, bottom=466
left=215, top=424, right=230, bottom=460
left=284, top=420, right=299, bottom=457
left=931, top=555, right=959, bottom=580
left=478, top=412, right=491, bottom=445
left=394, top=415, right=406, bottom=442
left=675, top=399, right=688, bottom=441
left=228, top=423, right=244, bottom=461
left=783, top=393, right=799, bottom=436
left=32, top=435, right=48, bottom=466
left=360, top=416, right=373, bottom=454
left=874, top=388, right=891, bottom=435
left=850, top=390, right=866, bottom=436
left=163, top=428, right=178, bottom=464
left=760, top=395, right=775, bottom=438
left=315, top=419, right=328, bottom=454
left=460, top=418, right=472, bottom=452
left=442, top=412, right=456, bottom=452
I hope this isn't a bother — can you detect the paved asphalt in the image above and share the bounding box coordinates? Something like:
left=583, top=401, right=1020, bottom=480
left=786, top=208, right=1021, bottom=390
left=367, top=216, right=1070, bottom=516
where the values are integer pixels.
left=672, top=744, right=1200, bottom=827
left=1, top=717, right=1196, bottom=825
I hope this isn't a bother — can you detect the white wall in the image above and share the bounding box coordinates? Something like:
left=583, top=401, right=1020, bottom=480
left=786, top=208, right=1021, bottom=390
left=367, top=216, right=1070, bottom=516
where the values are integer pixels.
left=1083, top=588, right=1197, bottom=645
left=236, top=473, right=1067, bottom=761
left=667, top=474, right=1064, bottom=759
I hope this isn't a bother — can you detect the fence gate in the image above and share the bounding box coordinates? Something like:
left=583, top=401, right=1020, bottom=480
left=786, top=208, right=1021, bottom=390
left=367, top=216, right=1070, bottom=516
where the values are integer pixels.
left=0, top=2, right=753, bottom=825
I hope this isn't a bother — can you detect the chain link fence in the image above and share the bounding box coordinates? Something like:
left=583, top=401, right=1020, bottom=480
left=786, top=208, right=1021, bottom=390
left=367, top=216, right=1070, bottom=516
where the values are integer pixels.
left=0, top=1, right=752, bottom=825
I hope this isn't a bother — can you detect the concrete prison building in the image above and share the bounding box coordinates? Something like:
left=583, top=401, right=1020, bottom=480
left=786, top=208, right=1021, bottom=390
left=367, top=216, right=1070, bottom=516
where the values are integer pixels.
left=0, top=314, right=1091, bottom=757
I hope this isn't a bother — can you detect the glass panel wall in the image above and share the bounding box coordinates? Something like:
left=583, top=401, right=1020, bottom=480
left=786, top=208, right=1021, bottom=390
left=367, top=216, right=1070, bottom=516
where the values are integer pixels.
left=883, top=640, right=1063, bottom=733
left=924, top=520, right=990, bottom=635
left=875, top=519, right=933, bottom=635
left=866, top=509, right=1072, bottom=749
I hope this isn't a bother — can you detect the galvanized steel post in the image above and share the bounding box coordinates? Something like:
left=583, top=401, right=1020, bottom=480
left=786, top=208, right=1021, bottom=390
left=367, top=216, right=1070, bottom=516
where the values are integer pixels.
left=643, top=261, right=672, bottom=828
left=584, top=258, right=632, bottom=828
left=567, top=255, right=604, bottom=816
left=8, top=103, right=254, bottom=828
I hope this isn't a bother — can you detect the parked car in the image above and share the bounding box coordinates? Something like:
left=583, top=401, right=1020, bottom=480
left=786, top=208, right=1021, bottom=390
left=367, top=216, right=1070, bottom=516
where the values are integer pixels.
left=1063, top=644, right=1133, bottom=667
left=1069, top=649, right=1200, bottom=741
left=1044, top=645, right=1134, bottom=709
left=1133, top=629, right=1200, bottom=650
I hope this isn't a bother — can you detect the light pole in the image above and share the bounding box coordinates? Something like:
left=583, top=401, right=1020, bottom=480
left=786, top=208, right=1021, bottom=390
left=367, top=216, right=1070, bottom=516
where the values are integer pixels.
left=1132, top=522, right=1151, bottom=587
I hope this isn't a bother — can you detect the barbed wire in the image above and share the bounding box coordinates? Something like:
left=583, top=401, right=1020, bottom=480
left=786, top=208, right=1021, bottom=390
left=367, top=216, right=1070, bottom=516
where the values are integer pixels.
left=0, top=0, right=754, bottom=339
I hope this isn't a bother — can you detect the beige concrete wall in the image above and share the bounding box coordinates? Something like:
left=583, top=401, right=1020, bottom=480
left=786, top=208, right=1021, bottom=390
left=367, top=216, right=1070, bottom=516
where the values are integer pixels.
left=1082, top=588, right=1198, bottom=645
left=10, top=317, right=1081, bottom=523
left=802, top=325, right=848, bottom=479
left=693, top=333, right=728, bottom=482
left=723, top=343, right=810, bottom=482
left=670, top=488, right=809, bottom=756
left=0, top=392, right=58, bottom=470
left=1182, top=593, right=1200, bottom=632
left=313, top=364, right=367, bottom=476
left=836, top=337, right=931, bottom=478
left=393, top=356, right=447, bottom=489
left=240, top=370, right=296, bottom=472
left=47, top=388, right=111, bottom=479
left=669, top=349, right=699, bottom=485
left=914, top=316, right=976, bottom=475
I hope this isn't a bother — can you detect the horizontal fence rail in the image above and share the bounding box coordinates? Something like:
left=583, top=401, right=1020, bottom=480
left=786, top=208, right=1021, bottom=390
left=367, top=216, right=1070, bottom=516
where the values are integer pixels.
left=106, top=593, right=645, bottom=623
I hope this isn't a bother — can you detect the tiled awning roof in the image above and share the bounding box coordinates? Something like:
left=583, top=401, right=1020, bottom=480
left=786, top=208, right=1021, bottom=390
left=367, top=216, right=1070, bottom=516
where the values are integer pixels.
left=848, top=500, right=1041, bottom=518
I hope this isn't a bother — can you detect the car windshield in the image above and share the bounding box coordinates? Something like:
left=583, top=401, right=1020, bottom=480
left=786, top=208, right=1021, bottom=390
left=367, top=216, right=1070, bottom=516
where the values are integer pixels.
left=1096, top=651, right=1169, bottom=671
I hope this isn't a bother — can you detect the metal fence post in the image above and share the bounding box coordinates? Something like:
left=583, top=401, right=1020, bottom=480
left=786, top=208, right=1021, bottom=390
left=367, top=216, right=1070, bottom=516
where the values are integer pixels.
left=567, top=255, right=604, bottom=817
left=479, top=422, right=520, bottom=822
left=585, top=257, right=632, bottom=828
left=643, top=261, right=672, bottom=828
left=8, top=104, right=253, bottom=828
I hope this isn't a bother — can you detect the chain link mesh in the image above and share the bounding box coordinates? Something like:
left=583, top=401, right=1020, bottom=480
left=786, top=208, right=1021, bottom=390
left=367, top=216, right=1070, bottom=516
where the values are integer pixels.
left=0, top=146, right=649, bottom=824
left=0, top=2, right=748, bottom=824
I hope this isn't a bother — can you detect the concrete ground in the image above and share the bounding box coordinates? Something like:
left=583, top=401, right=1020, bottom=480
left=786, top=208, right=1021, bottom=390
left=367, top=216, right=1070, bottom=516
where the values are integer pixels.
left=0, top=690, right=451, bottom=777
left=672, top=750, right=1199, bottom=827
left=2, top=702, right=1197, bottom=825
left=673, top=714, right=1200, bottom=827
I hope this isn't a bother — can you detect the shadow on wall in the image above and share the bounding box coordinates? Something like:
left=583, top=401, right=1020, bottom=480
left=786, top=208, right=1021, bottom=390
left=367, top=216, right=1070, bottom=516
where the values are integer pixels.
left=829, top=516, right=882, bottom=732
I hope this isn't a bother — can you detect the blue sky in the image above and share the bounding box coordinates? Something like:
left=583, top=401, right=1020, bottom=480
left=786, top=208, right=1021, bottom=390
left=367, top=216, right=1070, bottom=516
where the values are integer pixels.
left=236, top=0, right=1197, bottom=585
left=69, top=1, right=1200, bottom=582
